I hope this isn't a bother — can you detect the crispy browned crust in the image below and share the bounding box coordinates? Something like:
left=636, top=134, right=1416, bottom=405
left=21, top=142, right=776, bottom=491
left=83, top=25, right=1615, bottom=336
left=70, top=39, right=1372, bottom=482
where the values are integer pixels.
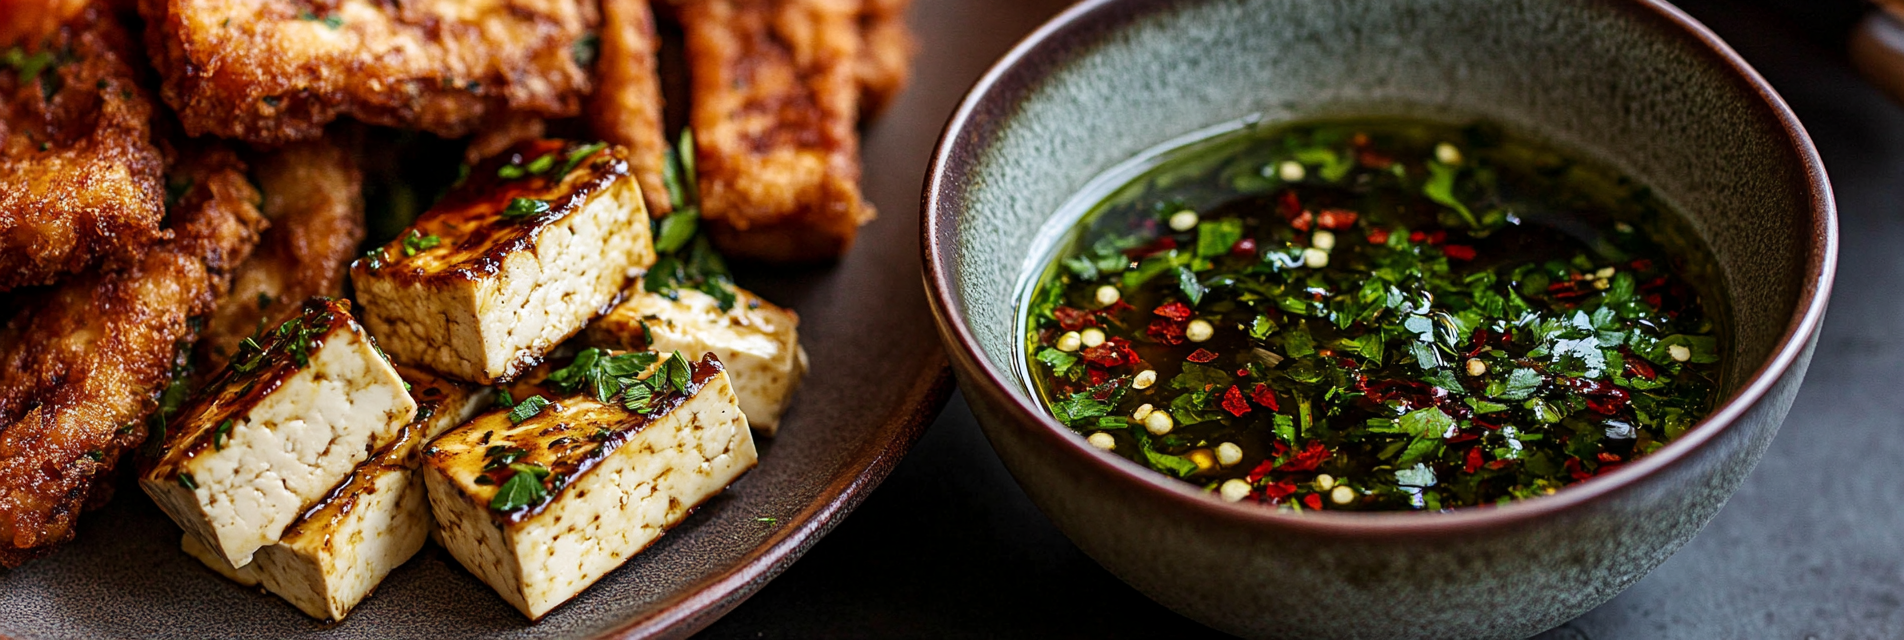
left=138, top=0, right=599, bottom=145
left=0, top=144, right=266, bottom=567
left=0, top=5, right=167, bottom=290
left=586, top=0, right=673, bottom=216
left=854, top=0, right=913, bottom=119
left=681, top=0, right=873, bottom=262
left=191, top=137, right=364, bottom=381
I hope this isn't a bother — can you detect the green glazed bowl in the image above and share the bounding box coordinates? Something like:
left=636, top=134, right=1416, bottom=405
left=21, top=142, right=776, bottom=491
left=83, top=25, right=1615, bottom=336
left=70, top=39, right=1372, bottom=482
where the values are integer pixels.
left=921, top=0, right=1836, bottom=638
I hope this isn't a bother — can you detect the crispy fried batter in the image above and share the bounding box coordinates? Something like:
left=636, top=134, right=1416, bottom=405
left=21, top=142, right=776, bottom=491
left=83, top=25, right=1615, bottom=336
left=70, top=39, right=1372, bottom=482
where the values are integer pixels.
left=681, top=0, right=873, bottom=262
left=192, top=137, right=364, bottom=381
left=0, top=145, right=266, bottom=567
left=586, top=0, right=672, bottom=216
left=139, top=0, right=600, bottom=145
left=854, top=0, right=913, bottom=119
left=0, top=5, right=167, bottom=290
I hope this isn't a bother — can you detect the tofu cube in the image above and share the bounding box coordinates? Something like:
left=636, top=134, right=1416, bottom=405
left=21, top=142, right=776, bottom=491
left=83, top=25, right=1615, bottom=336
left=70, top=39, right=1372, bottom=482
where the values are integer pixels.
left=179, top=368, right=490, bottom=621
left=351, top=140, right=656, bottom=384
left=580, top=285, right=808, bottom=433
left=422, top=353, right=757, bottom=619
left=141, top=299, right=418, bottom=568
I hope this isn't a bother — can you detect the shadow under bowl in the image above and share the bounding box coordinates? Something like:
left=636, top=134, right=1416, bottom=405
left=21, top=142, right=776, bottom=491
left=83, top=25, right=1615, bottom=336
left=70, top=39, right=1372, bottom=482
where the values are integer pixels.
left=921, top=0, right=1836, bottom=638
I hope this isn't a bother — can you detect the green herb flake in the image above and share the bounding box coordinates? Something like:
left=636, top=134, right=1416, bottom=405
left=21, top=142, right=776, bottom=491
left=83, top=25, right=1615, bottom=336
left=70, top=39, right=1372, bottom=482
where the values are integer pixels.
left=508, top=395, right=551, bottom=424
left=489, top=468, right=549, bottom=512
left=502, top=197, right=550, bottom=219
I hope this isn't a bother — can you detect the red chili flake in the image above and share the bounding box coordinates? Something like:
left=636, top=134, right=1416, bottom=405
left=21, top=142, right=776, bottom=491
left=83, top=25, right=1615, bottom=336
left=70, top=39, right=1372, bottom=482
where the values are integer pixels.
left=1302, top=493, right=1324, bottom=510
left=1053, top=306, right=1093, bottom=331
left=1086, top=368, right=1109, bottom=387
left=1290, top=211, right=1315, bottom=231
left=1408, top=230, right=1427, bottom=243
left=1230, top=237, right=1258, bottom=257
left=1146, top=319, right=1186, bottom=345
left=1442, top=245, right=1477, bottom=261
left=1316, top=209, right=1359, bottom=230
left=1366, top=227, right=1391, bottom=245
left=1185, top=348, right=1218, bottom=363
left=1081, top=342, right=1129, bottom=368
left=1629, top=258, right=1654, bottom=272
left=1565, top=457, right=1592, bottom=481
left=1426, top=230, right=1447, bottom=246
left=1351, top=132, right=1370, bottom=147
left=1623, top=351, right=1658, bottom=381
left=1463, top=446, right=1485, bottom=474
left=1567, top=377, right=1632, bottom=415
left=1639, top=276, right=1670, bottom=291
left=1598, top=462, right=1625, bottom=476
left=1446, top=432, right=1480, bottom=444
left=1124, top=236, right=1178, bottom=259
left=1260, top=480, right=1299, bottom=502
left=1356, top=149, right=1394, bottom=170
left=1485, top=459, right=1514, bottom=470
left=1471, top=416, right=1503, bottom=431
left=1246, top=459, right=1277, bottom=484
left=1278, top=440, right=1329, bottom=472
left=1220, top=385, right=1251, bottom=417
left=1278, top=190, right=1302, bottom=218
left=1235, top=368, right=1250, bottom=377
left=1153, top=301, right=1194, bottom=322
left=1250, top=383, right=1279, bottom=411
left=1597, top=452, right=1623, bottom=463
left=1642, top=293, right=1663, bottom=308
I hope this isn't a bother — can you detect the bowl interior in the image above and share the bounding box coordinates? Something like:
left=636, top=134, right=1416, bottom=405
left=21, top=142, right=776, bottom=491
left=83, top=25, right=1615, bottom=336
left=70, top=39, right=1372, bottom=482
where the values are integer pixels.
left=935, top=0, right=1826, bottom=423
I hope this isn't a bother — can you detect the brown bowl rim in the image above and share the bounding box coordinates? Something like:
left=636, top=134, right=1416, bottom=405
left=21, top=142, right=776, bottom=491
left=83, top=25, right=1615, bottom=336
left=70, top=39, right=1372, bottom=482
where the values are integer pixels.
left=921, top=0, right=1838, bottom=536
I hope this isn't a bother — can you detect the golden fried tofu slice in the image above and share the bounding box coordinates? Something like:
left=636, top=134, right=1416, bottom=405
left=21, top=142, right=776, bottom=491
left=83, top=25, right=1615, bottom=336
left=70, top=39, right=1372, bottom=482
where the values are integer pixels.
left=586, top=0, right=673, bottom=217
left=681, top=0, right=874, bottom=262
left=194, top=137, right=365, bottom=380
left=181, top=367, right=488, bottom=621
left=581, top=284, right=806, bottom=434
left=139, top=0, right=600, bottom=145
left=423, top=352, right=755, bottom=619
left=0, top=4, right=167, bottom=290
left=351, top=140, right=655, bottom=384
left=855, top=0, right=914, bottom=119
left=0, top=144, right=266, bottom=567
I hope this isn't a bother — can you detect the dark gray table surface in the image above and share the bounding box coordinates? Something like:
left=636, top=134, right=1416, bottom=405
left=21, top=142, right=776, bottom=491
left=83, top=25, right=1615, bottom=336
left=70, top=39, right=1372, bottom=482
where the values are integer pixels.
left=701, top=0, right=1903, bottom=637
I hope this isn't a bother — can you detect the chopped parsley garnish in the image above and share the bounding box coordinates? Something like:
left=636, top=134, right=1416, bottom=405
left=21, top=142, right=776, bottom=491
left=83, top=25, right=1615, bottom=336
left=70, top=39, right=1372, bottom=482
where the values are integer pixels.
left=1026, top=120, right=1721, bottom=511
left=502, top=197, right=550, bottom=219
left=555, top=142, right=610, bottom=177
left=213, top=420, right=233, bottom=450
left=507, top=395, right=551, bottom=424
left=489, top=467, right=548, bottom=512
left=401, top=230, right=442, bottom=256
left=645, top=130, right=737, bottom=310
left=177, top=472, right=198, bottom=490
left=572, top=32, right=600, bottom=67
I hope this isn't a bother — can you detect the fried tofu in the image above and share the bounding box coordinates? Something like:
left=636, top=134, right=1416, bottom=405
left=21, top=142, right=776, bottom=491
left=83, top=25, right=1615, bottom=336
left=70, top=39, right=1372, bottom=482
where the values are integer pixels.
left=194, top=137, right=365, bottom=379
left=581, top=285, right=806, bottom=433
left=141, top=299, right=418, bottom=569
left=350, top=140, right=655, bottom=384
left=586, top=0, right=672, bottom=217
left=181, top=368, right=488, bottom=621
left=681, top=0, right=874, bottom=262
left=423, top=353, right=756, bottom=619
left=138, top=0, right=600, bottom=144
left=0, top=5, right=167, bottom=290
left=0, top=144, right=266, bottom=567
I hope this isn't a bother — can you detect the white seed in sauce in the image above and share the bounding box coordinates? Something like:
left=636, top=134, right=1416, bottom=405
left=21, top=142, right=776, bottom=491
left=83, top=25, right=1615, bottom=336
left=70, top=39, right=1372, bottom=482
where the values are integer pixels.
left=1185, top=319, right=1215, bottom=343
left=1132, top=403, right=1154, bottom=422
left=1144, top=410, right=1174, bottom=436
left=1219, top=479, right=1253, bottom=503
left=1277, top=160, right=1306, bottom=182
left=1215, top=442, right=1243, bottom=467
left=1080, top=327, right=1106, bottom=348
left=1055, top=331, right=1082, bottom=352
left=1435, top=142, right=1463, bottom=165
left=1595, top=266, right=1617, bottom=279
left=1312, top=229, right=1336, bottom=251
left=1095, top=285, right=1121, bottom=306
left=1315, top=474, right=1336, bottom=491
left=1168, top=210, right=1200, bottom=232
left=1668, top=344, right=1692, bottom=363
left=1465, top=358, right=1488, bottom=377
left=1087, top=432, right=1117, bottom=451
left=1302, top=247, right=1329, bottom=269
left=1330, top=485, right=1356, bottom=505
left=1132, top=369, right=1158, bottom=390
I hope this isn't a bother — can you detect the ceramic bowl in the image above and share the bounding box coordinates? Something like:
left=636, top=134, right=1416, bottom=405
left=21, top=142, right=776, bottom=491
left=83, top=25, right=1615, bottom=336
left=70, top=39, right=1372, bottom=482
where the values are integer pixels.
left=921, top=0, right=1837, bottom=638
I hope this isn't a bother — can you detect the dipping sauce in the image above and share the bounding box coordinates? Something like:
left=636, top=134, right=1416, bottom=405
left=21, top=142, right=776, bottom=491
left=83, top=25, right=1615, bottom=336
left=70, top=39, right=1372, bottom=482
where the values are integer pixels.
left=1023, top=120, right=1723, bottom=511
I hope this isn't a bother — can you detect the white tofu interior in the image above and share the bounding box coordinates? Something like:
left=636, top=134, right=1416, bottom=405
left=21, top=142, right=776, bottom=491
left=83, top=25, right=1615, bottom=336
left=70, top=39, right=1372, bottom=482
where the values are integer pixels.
left=422, top=354, right=757, bottom=619
left=581, top=286, right=808, bottom=434
left=351, top=141, right=655, bottom=384
left=142, top=301, right=417, bottom=568
left=178, top=369, right=489, bottom=621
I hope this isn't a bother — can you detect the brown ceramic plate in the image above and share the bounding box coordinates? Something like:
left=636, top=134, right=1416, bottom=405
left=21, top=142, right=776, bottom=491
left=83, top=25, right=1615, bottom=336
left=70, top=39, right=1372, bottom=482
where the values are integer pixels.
left=0, top=48, right=954, bottom=640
